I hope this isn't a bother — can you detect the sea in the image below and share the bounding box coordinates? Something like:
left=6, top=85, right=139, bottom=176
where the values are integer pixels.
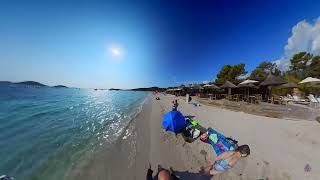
left=0, top=85, right=149, bottom=180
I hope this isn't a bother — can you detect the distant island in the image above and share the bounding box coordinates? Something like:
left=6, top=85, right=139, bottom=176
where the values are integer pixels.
left=0, top=81, right=167, bottom=92
left=15, top=81, right=47, bottom=87
left=0, top=81, right=68, bottom=88
left=53, top=85, right=68, bottom=88
left=130, top=87, right=166, bottom=92
left=109, top=88, right=121, bottom=91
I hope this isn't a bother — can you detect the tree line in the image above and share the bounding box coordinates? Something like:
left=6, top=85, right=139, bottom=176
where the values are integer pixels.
left=214, top=51, right=320, bottom=85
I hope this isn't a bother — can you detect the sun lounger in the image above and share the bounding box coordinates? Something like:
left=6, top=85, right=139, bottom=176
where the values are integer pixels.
left=273, top=95, right=283, bottom=104
left=281, top=94, right=294, bottom=104
left=308, top=94, right=319, bottom=108
left=292, top=95, right=310, bottom=105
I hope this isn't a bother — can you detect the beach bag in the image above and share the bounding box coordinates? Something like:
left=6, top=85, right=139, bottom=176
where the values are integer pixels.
left=192, top=129, right=201, bottom=139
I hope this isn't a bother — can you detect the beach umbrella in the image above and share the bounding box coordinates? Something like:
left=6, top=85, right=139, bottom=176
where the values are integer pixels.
left=275, top=82, right=298, bottom=89
left=203, top=84, right=219, bottom=89
left=299, top=77, right=320, bottom=87
left=238, top=82, right=258, bottom=99
left=259, top=74, right=287, bottom=86
left=220, top=81, right=237, bottom=88
left=162, top=111, right=185, bottom=134
left=259, top=74, right=287, bottom=98
left=220, top=81, right=237, bottom=95
left=191, top=84, right=203, bottom=90
left=239, top=79, right=258, bottom=85
left=203, top=84, right=219, bottom=94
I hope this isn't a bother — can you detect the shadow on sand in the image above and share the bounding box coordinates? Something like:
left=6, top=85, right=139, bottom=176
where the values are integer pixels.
left=172, top=166, right=212, bottom=180
left=174, top=170, right=211, bottom=180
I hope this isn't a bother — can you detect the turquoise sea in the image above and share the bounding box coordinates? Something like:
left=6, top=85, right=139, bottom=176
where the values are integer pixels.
left=0, top=85, right=149, bottom=180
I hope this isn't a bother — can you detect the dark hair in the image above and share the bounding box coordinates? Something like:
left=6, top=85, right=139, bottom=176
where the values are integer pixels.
left=236, top=145, right=250, bottom=156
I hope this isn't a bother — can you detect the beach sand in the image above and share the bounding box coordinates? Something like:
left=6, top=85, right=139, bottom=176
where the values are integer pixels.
left=69, top=94, right=320, bottom=180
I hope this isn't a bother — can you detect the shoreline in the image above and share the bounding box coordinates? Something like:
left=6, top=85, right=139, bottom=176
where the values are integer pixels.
left=66, top=95, right=154, bottom=179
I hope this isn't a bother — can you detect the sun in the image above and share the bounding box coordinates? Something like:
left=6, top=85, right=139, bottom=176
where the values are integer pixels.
left=109, top=47, right=122, bottom=57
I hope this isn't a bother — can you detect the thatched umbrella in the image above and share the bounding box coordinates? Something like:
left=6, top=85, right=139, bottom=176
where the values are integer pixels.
left=275, top=82, right=298, bottom=89
left=239, top=79, right=259, bottom=85
left=203, top=84, right=219, bottom=96
left=273, top=82, right=298, bottom=96
left=259, top=74, right=287, bottom=86
left=238, top=79, right=259, bottom=99
left=203, top=84, right=219, bottom=89
left=190, top=84, right=203, bottom=95
left=259, top=74, right=287, bottom=99
left=220, top=81, right=237, bottom=95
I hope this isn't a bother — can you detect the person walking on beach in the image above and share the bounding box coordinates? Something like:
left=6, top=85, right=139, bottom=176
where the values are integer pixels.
left=172, top=99, right=179, bottom=111
left=207, top=145, right=250, bottom=176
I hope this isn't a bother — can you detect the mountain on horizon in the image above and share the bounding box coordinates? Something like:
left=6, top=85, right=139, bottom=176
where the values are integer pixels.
left=0, top=81, right=69, bottom=88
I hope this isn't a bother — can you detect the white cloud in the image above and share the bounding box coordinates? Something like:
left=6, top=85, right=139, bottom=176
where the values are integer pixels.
left=276, top=17, right=320, bottom=70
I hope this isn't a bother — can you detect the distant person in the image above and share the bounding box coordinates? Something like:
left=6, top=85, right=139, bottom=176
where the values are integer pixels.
left=207, top=145, right=250, bottom=176
left=146, top=165, right=180, bottom=180
left=172, top=99, right=179, bottom=111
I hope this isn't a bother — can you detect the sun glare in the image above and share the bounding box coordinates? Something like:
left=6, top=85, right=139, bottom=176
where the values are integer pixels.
left=109, top=47, right=122, bottom=58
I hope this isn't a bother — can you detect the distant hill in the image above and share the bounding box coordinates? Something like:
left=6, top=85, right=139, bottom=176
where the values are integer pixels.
left=0, top=81, right=12, bottom=85
left=15, top=81, right=47, bottom=87
left=130, top=87, right=166, bottom=92
left=109, top=88, right=121, bottom=91
left=53, top=85, right=68, bottom=88
left=0, top=81, right=71, bottom=88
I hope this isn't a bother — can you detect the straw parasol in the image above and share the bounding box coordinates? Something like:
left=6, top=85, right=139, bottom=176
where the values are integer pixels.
left=259, top=74, right=287, bottom=99
left=275, top=82, right=298, bottom=89
left=220, top=81, right=237, bottom=88
left=259, top=74, right=287, bottom=86
left=220, top=81, right=237, bottom=95
left=238, top=79, right=258, bottom=98
left=203, top=84, right=219, bottom=89
left=239, top=79, right=259, bottom=85
left=299, top=77, right=320, bottom=87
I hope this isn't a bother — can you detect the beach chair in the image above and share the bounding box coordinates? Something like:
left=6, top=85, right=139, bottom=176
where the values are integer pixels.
left=307, top=94, right=319, bottom=108
left=267, top=96, right=272, bottom=103
left=232, top=94, right=239, bottom=102
left=255, top=94, right=262, bottom=104
left=292, top=95, right=309, bottom=105
left=272, top=95, right=282, bottom=105
left=281, top=94, right=294, bottom=105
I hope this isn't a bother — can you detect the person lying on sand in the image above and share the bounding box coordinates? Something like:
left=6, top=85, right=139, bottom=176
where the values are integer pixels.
left=200, top=128, right=238, bottom=155
left=207, top=145, right=250, bottom=176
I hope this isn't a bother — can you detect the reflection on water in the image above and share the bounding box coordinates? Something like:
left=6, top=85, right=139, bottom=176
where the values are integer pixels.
left=0, top=86, right=148, bottom=180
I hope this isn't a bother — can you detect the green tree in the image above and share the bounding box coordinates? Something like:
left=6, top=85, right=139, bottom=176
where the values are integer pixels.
left=289, top=52, right=313, bottom=79
left=249, top=61, right=281, bottom=80
left=215, top=63, right=247, bottom=84
left=305, top=56, right=320, bottom=78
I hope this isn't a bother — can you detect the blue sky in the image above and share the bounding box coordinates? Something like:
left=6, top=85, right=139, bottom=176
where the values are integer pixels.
left=1, top=0, right=320, bottom=88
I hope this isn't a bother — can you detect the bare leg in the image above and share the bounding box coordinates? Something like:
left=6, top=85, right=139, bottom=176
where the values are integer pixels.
left=210, top=169, right=222, bottom=176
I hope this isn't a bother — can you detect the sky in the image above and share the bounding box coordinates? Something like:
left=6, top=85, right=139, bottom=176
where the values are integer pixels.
left=0, top=0, right=320, bottom=88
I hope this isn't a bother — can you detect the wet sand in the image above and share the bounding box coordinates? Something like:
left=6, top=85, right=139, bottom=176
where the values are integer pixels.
left=68, top=94, right=320, bottom=180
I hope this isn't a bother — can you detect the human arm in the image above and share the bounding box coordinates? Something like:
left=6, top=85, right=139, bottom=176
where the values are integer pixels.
left=146, top=164, right=153, bottom=180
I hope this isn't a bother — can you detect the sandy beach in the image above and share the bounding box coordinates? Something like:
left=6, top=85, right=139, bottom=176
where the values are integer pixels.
left=69, top=93, right=320, bottom=180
